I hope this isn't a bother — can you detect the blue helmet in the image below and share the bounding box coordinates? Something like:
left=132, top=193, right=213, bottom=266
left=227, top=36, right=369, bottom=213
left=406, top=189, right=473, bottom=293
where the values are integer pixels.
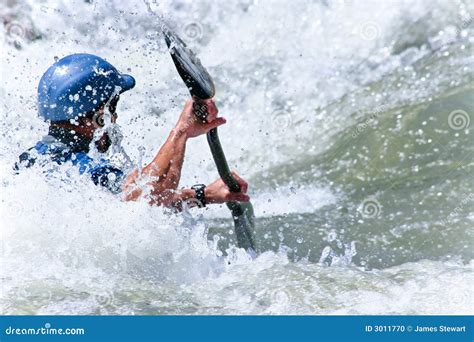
left=38, top=53, right=136, bottom=122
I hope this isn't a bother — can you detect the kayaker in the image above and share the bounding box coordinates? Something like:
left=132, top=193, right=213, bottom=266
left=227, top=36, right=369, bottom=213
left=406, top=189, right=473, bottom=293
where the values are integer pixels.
left=15, top=53, right=250, bottom=210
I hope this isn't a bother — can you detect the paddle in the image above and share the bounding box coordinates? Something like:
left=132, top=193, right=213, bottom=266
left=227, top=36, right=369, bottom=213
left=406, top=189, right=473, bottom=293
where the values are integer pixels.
left=164, top=29, right=256, bottom=253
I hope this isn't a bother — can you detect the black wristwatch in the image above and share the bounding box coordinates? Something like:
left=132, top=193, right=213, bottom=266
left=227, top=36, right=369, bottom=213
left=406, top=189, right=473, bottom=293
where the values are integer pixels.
left=191, top=184, right=206, bottom=208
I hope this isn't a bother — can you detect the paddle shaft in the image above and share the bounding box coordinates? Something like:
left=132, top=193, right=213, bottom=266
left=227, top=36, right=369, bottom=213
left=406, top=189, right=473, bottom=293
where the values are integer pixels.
left=195, top=100, right=254, bottom=249
left=195, top=101, right=245, bottom=208
left=207, top=127, right=254, bottom=250
left=206, top=130, right=240, bottom=191
left=207, top=128, right=243, bottom=207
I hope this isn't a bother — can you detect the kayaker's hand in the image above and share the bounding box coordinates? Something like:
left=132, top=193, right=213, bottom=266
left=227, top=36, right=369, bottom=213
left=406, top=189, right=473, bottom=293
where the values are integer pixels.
left=176, top=98, right=226, bottom=138
left=205, top=171, right=250, bottom=204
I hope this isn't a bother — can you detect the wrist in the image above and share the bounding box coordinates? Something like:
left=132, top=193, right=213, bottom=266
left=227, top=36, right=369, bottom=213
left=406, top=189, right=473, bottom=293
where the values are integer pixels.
left=172, top=125, right=189, bottom=140
left=203, top=186, right=215, bottom=204
left=191, top=184, right=207, bottom=207
left=180, top=188, right=196, bottom=200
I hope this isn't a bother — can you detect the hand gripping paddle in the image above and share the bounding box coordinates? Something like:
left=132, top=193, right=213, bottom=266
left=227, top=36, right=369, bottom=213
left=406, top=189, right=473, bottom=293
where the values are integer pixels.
left=164, top=29, right=256, bottom=253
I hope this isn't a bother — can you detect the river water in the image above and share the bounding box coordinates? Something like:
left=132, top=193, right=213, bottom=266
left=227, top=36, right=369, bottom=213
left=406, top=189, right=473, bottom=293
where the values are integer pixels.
left=0, top=0, right=473, bottom=314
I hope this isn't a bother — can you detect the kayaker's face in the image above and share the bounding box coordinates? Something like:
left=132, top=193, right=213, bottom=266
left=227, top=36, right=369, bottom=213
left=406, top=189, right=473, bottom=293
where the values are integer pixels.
left=90, top=107, right=117, bottom=153
left=81, top=98, right=119, bottom=152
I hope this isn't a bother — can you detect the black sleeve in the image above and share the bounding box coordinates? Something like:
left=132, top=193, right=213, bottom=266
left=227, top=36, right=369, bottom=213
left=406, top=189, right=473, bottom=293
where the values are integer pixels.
left=90, top=165, right=124, bottom=194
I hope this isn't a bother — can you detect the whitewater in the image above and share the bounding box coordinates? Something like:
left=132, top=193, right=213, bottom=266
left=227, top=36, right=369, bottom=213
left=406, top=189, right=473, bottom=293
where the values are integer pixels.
left=0, top=0, right=473, bottom=314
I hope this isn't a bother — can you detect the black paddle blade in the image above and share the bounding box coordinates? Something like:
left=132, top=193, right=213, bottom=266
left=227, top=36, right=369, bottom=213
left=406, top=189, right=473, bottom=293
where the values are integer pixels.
left=164, top=29, right=215, bottom=100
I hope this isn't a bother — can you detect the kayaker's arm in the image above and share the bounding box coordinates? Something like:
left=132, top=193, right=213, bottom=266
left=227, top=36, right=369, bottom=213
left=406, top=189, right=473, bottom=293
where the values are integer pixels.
left=121, top=126, right=188, bottom=206
left=121, top=99, right=226, bottom=206
left=168, top=173, right=250, bottom=211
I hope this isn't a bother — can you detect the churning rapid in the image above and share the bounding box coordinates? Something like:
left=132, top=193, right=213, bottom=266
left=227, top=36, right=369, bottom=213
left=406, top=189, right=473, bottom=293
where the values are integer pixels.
left=0, top=0, right=473, bottom=314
